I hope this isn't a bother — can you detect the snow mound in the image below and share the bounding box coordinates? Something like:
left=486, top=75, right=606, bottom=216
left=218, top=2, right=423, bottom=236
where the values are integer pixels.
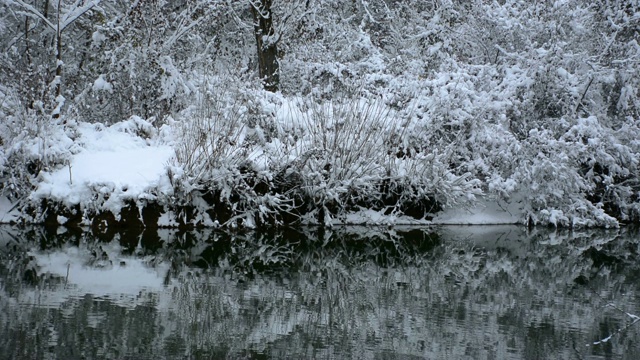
left=32, top=119, right=174, bottom=213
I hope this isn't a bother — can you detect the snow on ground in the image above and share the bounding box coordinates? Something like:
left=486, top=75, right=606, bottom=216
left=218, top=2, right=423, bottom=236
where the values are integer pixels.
left=323, top=197, right=526, bottom=227
left=432, top=197, right=524, bottom=225
left=328, top=209, right=432, bottom=226
left=32, top=120, right=174, bottom=213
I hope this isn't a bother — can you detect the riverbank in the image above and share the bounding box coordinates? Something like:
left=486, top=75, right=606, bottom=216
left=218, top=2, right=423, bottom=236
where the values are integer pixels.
left=0, top=110, right=637, bottom=229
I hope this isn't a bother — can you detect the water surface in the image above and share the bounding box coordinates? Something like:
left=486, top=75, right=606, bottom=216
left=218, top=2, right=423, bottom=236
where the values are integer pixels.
left=1, top=225, right=639, bottom=359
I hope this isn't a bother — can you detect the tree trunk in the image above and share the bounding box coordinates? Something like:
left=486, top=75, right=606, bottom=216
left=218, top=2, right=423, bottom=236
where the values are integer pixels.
left=55, top=0, right=62, bottom=98
left=250, top=0, right=279, bottom=92
left=51, top=0, right=63, bottom=119
left=55, top=29, right=62, bottom=98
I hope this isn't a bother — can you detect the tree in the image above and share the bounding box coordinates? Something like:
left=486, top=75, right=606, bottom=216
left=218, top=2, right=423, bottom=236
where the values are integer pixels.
left=6, top=0, right=101, bottom=117
left=75, top=0, right=222, bottom=123
left=250, top=0, right=279, bottom=92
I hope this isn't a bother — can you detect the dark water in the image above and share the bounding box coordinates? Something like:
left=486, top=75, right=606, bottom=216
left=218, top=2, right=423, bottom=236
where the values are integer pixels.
left=1, top=225, right=639, bottom=359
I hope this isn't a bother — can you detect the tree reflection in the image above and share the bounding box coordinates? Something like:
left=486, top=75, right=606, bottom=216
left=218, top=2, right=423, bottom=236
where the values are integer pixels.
left=1, top=226, right=639, bottom=359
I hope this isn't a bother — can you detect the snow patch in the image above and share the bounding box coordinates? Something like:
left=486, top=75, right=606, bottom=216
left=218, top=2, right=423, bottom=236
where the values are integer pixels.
left=92, top=74, right=113, bottom=93
left=432, top=197, right=524, bottom=225
left=333, top=209, right=431, bottom=226
left=91, top=31, right=106, bottom=45
left=31, top=120, right=174, bottom=214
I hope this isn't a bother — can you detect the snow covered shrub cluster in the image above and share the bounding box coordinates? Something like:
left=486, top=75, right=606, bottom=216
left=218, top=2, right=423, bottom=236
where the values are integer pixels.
left=169, top=81, right=482, bottom=226
left=477, top=1, right=640, bottom=226
left=0, top=86, right=77, bottom=203
left=281, top=96, right=402, bottom=223
left=372, top=0, right=640, bottom=226
left=287, top=95, right=480, bottom=223
left=169, top=80, right=292, bottom=227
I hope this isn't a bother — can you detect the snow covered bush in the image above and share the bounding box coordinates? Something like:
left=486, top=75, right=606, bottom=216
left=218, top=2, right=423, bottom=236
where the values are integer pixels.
left=171, top=82, right=294, bottom=227
left=169, top=84, right=483, bottom=226
left=392, top=0, right=640, bottom=226
left=561, top=117, right=640, bottom=223
left=273, top=93, right=481, bottom=224
left=0, top=86, right=76, bottom=203
left=279, top=95, right=399, bottom=223
left=174, top=93, right=247, bottom=185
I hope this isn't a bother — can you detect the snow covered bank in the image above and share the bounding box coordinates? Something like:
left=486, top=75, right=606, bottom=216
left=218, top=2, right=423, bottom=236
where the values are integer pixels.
left=1, top=83, right=639, bottom=229
left=0, top=107, right=636, bottom=229
left=31, top=119, right=174, bottom=215
left=0, top=94, right=485, bottom=229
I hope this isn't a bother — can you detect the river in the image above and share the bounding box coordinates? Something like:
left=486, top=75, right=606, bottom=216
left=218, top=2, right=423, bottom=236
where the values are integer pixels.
left=1, top=225, right=639, bottom=359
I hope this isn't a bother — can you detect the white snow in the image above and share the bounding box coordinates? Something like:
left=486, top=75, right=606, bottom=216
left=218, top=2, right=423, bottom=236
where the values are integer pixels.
left=331, top=209, right=431, bottom=226
left=32, top=120, right=174, bottom=213
left=91, top=30, right=106, bottom=45
left=432, top=197, right=524, bottom=225
left=92, top=74, right=113, bottom=93
left=309, top=196, right=526, bottom=227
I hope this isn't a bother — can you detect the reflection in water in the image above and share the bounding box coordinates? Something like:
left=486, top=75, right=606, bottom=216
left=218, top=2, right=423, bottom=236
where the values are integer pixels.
left=1, top=226, right=639, bottom=359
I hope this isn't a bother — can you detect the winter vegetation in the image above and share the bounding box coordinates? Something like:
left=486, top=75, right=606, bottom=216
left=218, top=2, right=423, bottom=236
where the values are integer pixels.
left=0, top=0, right=639, bottom=228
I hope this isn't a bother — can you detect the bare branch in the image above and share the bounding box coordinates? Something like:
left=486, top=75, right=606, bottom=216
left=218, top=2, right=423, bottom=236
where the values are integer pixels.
left=60, top=0, right=101, bottom=32
left=12, top=0, right=56, bottom=30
